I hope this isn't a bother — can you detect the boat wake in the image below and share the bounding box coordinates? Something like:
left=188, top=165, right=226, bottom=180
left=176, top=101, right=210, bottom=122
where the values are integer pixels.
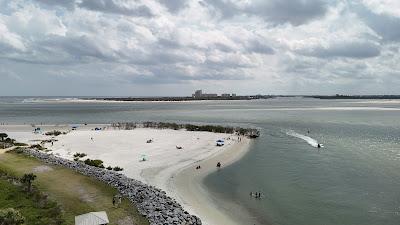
left=285, top=130, right=323, bottom=148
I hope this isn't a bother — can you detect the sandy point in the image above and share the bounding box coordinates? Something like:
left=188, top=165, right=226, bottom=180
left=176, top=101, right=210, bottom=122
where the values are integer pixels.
left=2, top=124, right=256, bottom=225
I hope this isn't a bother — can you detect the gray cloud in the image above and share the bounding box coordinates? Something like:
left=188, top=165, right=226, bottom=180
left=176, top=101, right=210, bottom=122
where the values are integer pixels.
left=247, top=40, right=275, bottom=54
left=79, top=0, right=154, bottom=17
left=203, top=0, right=330, bottom=26
left=1, top=0, right=400, bottom=96
left=300, top=41, right=381, bottom=59
left=34, top=0, right=76, bottom=9
left=354, top=4, right=400, bottom=42
left=158, top=0, right=188, bottom=13
left=41, top=35, right=117, bottom=61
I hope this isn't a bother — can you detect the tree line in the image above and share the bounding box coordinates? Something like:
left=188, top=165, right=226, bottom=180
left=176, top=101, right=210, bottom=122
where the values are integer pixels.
left=111, top=122, right=260, bottom=138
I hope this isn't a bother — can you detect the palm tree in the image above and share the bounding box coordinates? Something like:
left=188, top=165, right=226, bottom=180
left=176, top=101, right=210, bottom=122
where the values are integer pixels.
left=21, top=173, right=37, bottom=193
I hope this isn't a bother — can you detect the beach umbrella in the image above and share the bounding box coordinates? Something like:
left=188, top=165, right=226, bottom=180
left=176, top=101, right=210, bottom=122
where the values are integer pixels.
left=140, top=154, right=147, bottom=161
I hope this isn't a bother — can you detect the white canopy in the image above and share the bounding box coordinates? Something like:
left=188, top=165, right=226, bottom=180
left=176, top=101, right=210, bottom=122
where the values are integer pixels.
left=75, top=211, right=109, bottom=225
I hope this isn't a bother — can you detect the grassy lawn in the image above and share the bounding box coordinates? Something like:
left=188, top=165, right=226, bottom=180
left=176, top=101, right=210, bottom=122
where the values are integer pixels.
left=0, top=179, right=62, bottom=225
left=0, top=152, right=149, bottom=225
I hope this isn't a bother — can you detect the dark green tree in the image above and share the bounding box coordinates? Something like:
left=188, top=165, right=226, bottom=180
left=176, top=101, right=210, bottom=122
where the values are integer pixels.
left=21, top=173, right=37, bottom=193
left=0, top=133, right=8, bottom=141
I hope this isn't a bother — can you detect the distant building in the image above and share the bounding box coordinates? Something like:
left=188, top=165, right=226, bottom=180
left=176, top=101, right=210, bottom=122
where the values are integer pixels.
left=232, top=94, right=236, bottom=97
left=192, top=90, right=218, bottom=98
left=221, top=94, right=231, bottom=97
left=193, top=90, right=203, bottom=98
left=202, top=93, right=218, bottom=97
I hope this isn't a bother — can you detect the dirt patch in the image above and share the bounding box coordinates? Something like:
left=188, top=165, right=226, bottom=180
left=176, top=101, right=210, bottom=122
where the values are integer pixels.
left=77, top=186, right=94, bottom=203
left=32, top=165, right=54, bottom=173
left=117, top=216, right=136, bottom=225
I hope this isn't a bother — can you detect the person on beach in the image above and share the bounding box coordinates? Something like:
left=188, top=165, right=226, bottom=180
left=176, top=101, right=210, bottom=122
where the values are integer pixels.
left=217, top=162, right=221, bottom=168
left=118, top=195, right=122, bottom=205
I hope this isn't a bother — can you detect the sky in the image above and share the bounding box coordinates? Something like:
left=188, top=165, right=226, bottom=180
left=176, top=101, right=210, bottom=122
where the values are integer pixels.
left=0, top=0, right=400, bottom=96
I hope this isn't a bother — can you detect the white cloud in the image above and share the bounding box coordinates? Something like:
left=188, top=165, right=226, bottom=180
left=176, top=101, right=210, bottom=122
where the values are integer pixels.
left=0, top=19, right=26, bottom=52
left=362, top=0, right=400, bottom=17
left=0, top=0, right=398, bottom=95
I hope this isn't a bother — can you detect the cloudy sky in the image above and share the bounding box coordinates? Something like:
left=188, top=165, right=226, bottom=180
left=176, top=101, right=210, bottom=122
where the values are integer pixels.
left=0, top=0, right=400, bottom=96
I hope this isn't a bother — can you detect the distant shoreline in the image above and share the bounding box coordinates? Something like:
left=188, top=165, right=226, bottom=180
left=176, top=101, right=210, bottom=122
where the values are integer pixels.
left=82, top=95, right=400, bottom=102
left=3, top=95, right=400, bottom=103
left=308, top=95, right=400, bottom=99
left=84, top=96, right=273, bottom=102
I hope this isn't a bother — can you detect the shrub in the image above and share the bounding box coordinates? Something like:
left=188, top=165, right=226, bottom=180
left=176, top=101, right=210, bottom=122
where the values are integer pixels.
left=84, top=159, right=104, bottom=168
left=5, top=137, right=15, bottom=143
left=45, top=130, right=63, bottom=136
left=30, top=144, right=46, bottom=150
left=13, top=142, right=28, bottom=146
left=0, top=208, right=25, bottom=225
left=112, top=122, right=260, bottom=138
left=73, top=153, right=86, bottom=158
left=113, top=166, right=123, bottom=171
left=106, top=166, right=113, bottom=170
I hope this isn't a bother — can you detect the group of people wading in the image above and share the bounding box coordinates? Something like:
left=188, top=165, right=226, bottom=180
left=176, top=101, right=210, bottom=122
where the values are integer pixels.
left=196, top=162, right=222, bottom=170
left=250, top=191, right=264, bottom=199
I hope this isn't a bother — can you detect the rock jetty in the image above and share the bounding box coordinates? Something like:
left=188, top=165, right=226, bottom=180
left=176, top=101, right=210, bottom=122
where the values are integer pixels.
left=18, top=148, right=202, bottom=225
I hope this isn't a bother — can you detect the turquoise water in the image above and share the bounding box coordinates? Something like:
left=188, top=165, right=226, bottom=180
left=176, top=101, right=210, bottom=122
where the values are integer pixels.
left=1, top=97, right=399, bottom=225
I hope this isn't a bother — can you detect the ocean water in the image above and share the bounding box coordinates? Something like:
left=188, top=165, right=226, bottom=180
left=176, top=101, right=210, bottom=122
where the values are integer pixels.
left=1, top=97, right=399, bottom=225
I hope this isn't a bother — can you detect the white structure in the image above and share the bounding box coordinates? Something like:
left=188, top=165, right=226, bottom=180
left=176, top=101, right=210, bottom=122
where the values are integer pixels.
left=192, top=90, right=219, bottom=98
left=193, top=90, right=203, bottom=98
left=75, top=211, right=109, bottom=225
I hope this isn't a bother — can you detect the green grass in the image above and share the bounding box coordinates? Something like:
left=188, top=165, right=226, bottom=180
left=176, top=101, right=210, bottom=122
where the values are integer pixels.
left=0, top=152, right=149, bottom=225
left=0, top=179, right=62, bottom=225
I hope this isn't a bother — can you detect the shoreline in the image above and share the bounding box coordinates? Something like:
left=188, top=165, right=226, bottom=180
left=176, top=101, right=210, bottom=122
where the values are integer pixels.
left=170, top=137, right=259, bottom=225
left=1, top=123, right=257, bottom=224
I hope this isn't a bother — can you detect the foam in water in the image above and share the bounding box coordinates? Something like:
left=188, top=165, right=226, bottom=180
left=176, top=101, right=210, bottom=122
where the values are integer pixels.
left=285, top=130, right=323, bottom=148
left=22, top=97, right=81, bottom=103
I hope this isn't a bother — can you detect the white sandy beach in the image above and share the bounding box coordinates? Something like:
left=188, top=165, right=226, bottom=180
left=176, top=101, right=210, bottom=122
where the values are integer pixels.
left=1, top=124, right=253, bottom=225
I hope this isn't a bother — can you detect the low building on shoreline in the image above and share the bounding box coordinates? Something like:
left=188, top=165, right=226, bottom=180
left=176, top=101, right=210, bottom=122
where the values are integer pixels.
left=192, top=90, right=235, bottom=99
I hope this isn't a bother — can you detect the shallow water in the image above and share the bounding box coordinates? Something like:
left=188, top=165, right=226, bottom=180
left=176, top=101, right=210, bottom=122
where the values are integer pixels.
left=1, top=97, right=399, bottom=225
